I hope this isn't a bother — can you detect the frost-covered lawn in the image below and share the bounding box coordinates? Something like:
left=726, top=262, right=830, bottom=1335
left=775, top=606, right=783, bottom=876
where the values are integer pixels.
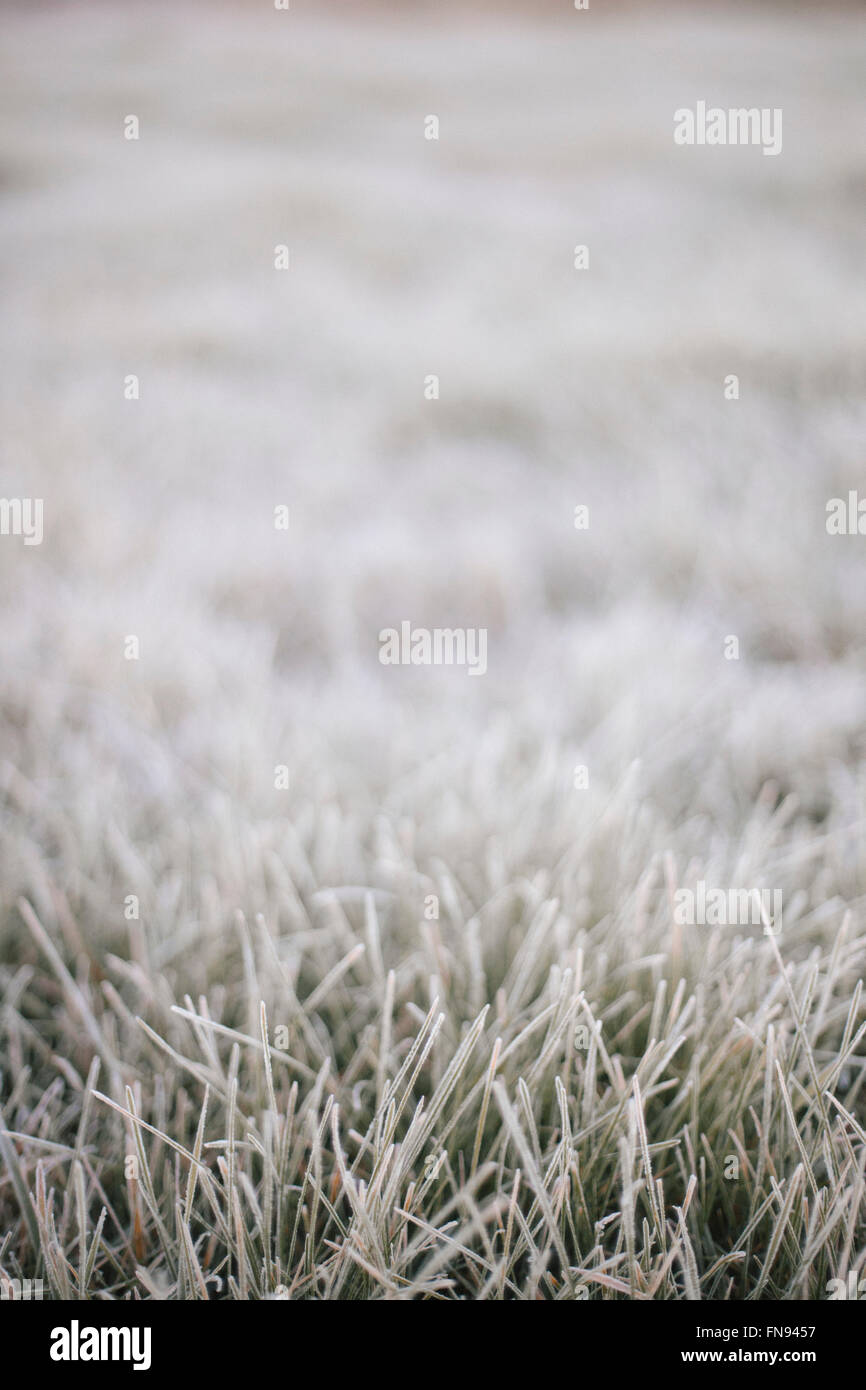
left=0, top=3, right=864, bottom=1299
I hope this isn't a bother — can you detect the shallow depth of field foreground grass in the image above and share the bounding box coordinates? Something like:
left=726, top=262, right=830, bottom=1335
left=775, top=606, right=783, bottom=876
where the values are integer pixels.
left=1, top=4, right=866, bottom=1299
left=5, top=872, right=866, bottom=1301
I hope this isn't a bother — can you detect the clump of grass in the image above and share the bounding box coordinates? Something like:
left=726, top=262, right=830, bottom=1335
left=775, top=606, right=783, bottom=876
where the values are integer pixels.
left=2, top=836, right=864, bottom=1299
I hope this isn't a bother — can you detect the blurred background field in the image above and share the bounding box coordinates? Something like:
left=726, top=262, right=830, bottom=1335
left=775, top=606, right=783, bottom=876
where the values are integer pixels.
left=1, top=2, right=864, bottom=881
